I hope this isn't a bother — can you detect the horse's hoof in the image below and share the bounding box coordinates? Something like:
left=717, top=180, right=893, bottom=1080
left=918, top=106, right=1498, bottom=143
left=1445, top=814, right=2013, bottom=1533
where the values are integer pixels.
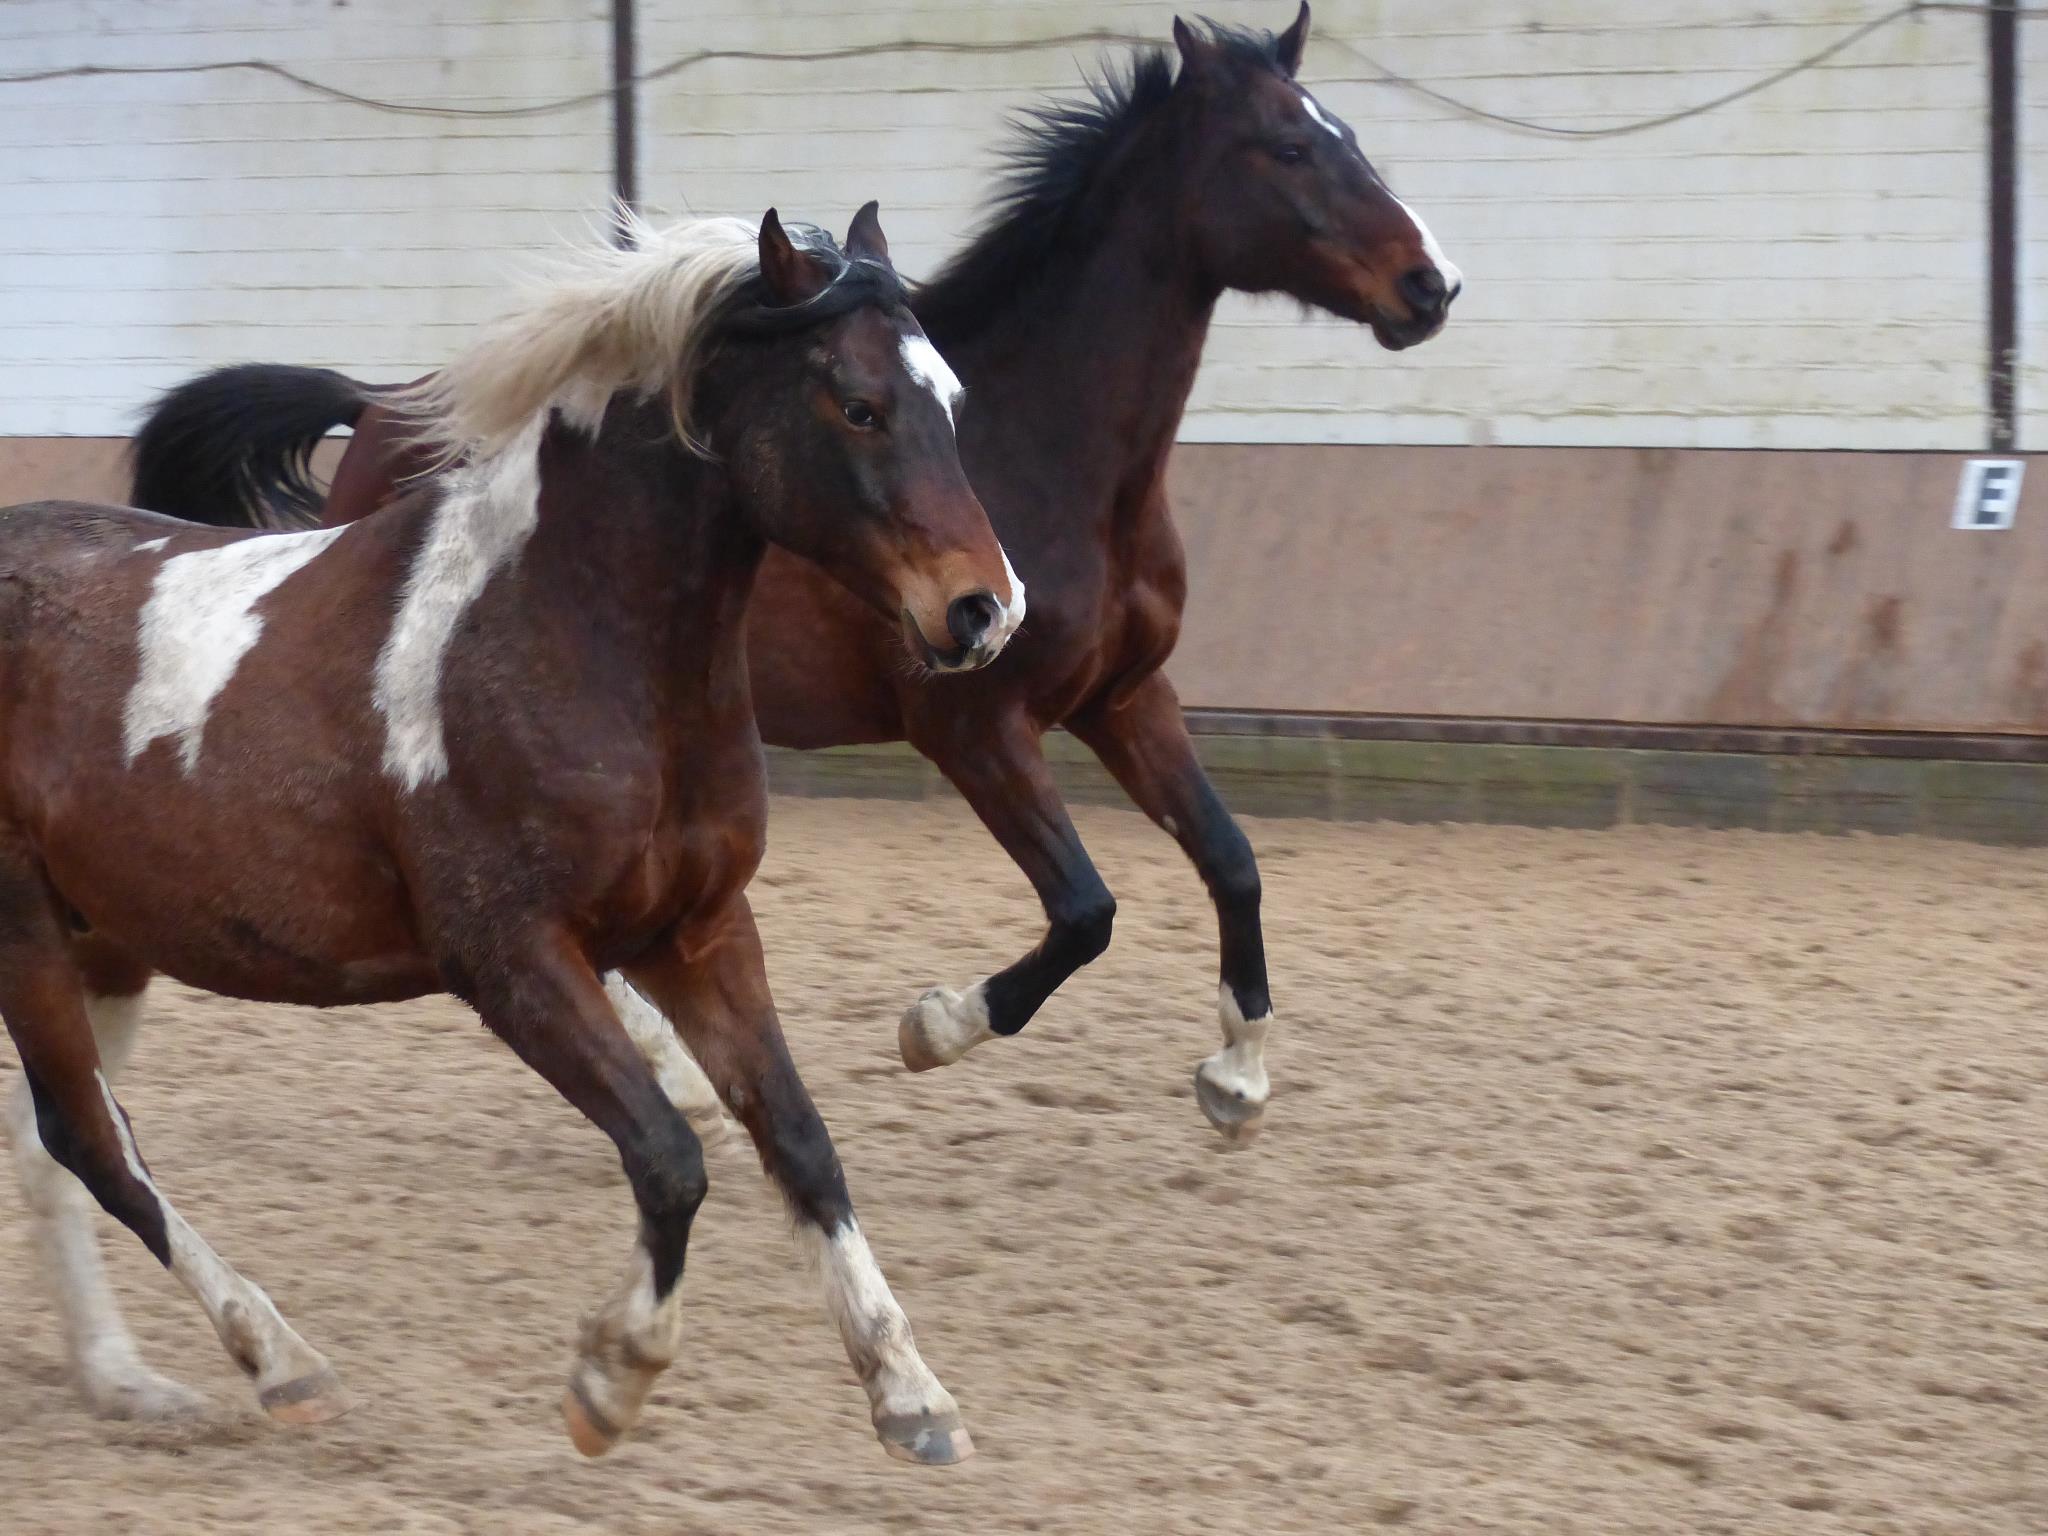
left=83, top=1365, right=208, bottom=1422
left=561, top=1381, right=624, bottom=1458
left=899, top=985, right=991, bottom=1073
left=875, top=1406, right=976, bottom=1466
left=1194, top=1067, right=1266, bottom=1147
left=259, top=1367, right=350, bottom=1426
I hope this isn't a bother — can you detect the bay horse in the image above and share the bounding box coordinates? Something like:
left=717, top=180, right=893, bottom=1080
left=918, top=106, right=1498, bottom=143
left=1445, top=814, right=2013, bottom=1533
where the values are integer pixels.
left=129, top=7, right=1460, bottom=1146
left=3, top=205, right=1021, bottom=1463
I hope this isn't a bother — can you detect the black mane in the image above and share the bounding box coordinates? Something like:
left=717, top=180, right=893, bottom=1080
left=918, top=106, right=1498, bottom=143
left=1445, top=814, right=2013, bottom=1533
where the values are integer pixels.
left=913, top=21, right=1289, bottom=347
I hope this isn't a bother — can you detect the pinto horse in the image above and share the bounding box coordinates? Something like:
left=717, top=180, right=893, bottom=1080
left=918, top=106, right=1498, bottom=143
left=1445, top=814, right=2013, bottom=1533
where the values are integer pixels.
left=2, top=206, right=1022, bottom=1462
left=130, top=8, right=1460, bottom=1145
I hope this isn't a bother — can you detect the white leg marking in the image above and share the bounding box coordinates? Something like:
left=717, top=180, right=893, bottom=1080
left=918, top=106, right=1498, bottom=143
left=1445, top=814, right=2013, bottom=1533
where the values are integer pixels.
left=801, top=1221, right=958, bottom=1430
left=133, top=536, right=170, bottom=553
left=373, top=415, right=545, bottom=788
left=123, top=527, right=346, bottom=772
left=604, top=972, right=731, bottom=1148
left=899, top=980, right=995, bottom=1072
left=7, top=993, right=204, bottom=1418
left=898, top=332, right=965, bottom=427
left=565, top=1239, right=684, bottom=1452
left=1195, top=985, right=1273, bottom=1144
left=93, top=1070, right=333, bottom=1402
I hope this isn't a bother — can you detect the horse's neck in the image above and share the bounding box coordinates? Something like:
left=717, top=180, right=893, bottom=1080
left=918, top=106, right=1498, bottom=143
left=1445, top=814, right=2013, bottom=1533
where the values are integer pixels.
left=948, top=190, right=1217, bottom=539
left=526, top=416, right=761, bottom=720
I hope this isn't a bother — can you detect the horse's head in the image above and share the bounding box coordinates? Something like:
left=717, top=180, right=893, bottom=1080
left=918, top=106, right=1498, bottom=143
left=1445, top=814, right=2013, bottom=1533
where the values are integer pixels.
left=714, top=207, right=1022, bottom=672
left=1172, top=5, right=1461, bottom=350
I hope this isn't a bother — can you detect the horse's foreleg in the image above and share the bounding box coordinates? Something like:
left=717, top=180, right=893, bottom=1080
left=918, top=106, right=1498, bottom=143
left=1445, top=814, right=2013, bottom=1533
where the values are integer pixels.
left=627, top=899, right=971, bottom=1466
left=900, top=716, right=1115, bottom=1069
left=1071, top=673, right=1273, bottom=1145
left=460, top=932, right=706, bottom=1457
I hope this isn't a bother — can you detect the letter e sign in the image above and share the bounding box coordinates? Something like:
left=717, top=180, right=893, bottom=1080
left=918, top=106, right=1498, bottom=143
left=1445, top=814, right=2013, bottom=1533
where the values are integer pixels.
left=1954, top=459, right=2024, bottom=530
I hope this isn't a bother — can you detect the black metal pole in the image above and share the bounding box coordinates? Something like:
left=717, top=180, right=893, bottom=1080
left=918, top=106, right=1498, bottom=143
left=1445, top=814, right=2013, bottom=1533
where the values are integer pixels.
left=1989, top=0, right=2018, bottom=451
left=611, top=0, right=639, bottom=247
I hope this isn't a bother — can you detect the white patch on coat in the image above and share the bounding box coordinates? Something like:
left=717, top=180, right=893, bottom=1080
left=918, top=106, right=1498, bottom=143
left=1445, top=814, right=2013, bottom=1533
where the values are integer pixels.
left=133, top=537, right=170, bottom=553
left=898, top=334, right=965, bottom=426
left=123, top=527, right=346, bottom=772
left=373, top=416, right=545, bottom=789
left=1299, top=91, right=1345, bottom=141
left=800, top=1220, right=953, bottom=1418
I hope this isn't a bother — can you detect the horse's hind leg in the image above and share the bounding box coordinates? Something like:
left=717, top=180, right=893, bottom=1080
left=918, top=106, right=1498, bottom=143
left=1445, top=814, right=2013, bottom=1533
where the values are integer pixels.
left=628, top=899, right=971, bottom=1467
left=603, top=971, right=733, bottom=1150
left=6, top=942, right=203, bottom=1417
left=0, top=871, right=344, bottom=1425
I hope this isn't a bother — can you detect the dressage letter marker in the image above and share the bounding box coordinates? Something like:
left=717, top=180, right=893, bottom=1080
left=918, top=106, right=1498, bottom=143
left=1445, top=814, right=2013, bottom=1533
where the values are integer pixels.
left=1954, top=459, right=2024, bottom=530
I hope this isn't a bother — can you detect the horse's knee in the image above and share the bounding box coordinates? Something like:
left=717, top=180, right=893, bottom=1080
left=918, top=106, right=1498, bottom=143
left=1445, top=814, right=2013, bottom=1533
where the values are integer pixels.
left=625, top=1118, right=707, bottom=1229
left=1055, top=887, right=1116, bottom=966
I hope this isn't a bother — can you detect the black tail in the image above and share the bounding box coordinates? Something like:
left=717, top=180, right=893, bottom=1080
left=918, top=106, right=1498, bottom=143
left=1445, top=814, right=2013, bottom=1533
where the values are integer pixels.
left=129, top=363, right=374, bottom=530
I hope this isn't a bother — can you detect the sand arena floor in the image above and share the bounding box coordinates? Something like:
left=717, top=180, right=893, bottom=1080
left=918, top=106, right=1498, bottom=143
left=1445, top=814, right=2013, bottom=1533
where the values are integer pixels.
left=4, top=795, right=2047, bottom=1534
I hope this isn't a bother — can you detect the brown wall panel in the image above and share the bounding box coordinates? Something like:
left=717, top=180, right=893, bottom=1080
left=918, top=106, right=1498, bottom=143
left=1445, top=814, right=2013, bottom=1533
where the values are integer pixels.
left=0, top=437, right=129, bottom=506
left=7, top=438, right=2045, bottom=735
left=1167, top=445, right=2048, bottom=735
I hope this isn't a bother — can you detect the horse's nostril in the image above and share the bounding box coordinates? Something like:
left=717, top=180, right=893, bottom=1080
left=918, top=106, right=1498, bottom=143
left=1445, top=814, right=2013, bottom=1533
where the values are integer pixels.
left=946, top=591, right=1001, bottom=650
left=1399, top=265, right=1448, bottom=312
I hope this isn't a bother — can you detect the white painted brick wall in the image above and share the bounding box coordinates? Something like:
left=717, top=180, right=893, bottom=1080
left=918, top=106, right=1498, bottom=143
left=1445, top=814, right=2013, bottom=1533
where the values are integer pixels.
left=642, top=0, right=1995, bottom=452
left=0, top=0, right=610, bottom=436
left=2021, top=6, right=2048, bottom=448
left=0, top=1, right=2025, bottom=449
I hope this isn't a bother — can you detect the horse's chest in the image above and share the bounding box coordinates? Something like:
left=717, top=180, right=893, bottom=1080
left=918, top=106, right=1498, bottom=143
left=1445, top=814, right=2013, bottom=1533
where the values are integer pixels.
left=598, top=748, right=767, bottom=950
left=1022, top=522, right=1185, bottom=720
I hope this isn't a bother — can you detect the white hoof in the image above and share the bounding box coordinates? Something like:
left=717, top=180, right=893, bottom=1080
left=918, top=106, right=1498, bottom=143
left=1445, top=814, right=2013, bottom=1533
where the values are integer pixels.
left=899, top=984, right=994, bottom=1072
left=1197, top=989, right=1272, bottom=1146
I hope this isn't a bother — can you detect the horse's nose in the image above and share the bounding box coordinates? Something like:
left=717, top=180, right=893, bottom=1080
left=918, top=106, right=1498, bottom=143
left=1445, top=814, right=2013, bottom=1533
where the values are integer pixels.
left=1398, top=264, right=1454, bottom=319
left=946, top=590, right=1002, bottom=651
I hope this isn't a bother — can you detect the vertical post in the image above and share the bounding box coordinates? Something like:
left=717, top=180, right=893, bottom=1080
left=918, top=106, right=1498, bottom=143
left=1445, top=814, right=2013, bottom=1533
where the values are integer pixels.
left=611, top=0, right=639, bottom=248
left=1988, top=0, right=2019, bottom=451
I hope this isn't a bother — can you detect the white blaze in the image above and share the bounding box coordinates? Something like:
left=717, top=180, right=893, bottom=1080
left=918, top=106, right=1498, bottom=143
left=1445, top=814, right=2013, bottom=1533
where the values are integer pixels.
left=898, top=334, right=965, bottom=427
left=1299, top=91, right=1345, bottom=141
left=1397, top=196, right=1463, bottom=294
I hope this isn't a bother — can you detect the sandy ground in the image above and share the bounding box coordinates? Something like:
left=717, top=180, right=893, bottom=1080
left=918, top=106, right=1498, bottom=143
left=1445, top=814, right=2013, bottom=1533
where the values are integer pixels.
left=4, top=795, right=2048, bottom=1534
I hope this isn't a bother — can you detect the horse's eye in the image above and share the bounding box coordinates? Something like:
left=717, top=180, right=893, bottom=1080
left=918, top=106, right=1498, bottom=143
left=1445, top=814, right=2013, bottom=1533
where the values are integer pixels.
left=1273, top=143, right=1307, bottom=166
left=842, top=400, right=878, bottom=429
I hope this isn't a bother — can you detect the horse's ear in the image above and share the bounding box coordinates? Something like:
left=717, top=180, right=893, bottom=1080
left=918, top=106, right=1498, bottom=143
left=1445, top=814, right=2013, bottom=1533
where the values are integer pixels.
left=1275, top=2, right=1311, bottom=78
left=845, top=200, right=890, bottom=265
left=1172, top=16, right=1218, bottom=80
left=757, top=208, right=833, bottom=305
